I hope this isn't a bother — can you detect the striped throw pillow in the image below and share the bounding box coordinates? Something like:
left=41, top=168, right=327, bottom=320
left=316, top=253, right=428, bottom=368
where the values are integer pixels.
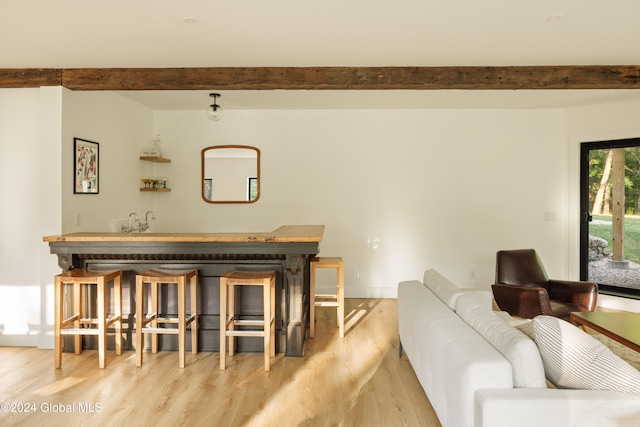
left=518, top=315, right=640, bottom=394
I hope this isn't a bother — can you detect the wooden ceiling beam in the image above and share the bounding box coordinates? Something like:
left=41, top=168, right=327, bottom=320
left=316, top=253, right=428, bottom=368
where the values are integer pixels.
left=0, top=68, right=62, bottom=88
left=2, top=66, right=640, bottom=90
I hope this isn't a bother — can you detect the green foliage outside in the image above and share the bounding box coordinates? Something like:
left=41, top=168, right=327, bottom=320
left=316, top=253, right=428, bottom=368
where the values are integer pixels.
left=590, top=214, right=640, bottom=264
left=589, top=147, right=640, bottom=215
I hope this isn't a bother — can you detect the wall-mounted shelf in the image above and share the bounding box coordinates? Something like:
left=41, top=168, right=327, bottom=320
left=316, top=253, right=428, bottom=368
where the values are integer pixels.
left=140, top=156, right=171, bottom=163
left=140, top=156, right=171, bottom=192
left=140, top=188, right=171, bottom=192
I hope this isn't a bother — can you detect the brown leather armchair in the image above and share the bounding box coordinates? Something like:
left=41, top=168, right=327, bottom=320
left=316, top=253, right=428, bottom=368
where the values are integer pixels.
left=491, top=249, right=598, bottom=319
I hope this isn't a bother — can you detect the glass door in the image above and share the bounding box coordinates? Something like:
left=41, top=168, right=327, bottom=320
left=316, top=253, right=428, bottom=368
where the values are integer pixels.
left=580, top=138, right=640, bottom=296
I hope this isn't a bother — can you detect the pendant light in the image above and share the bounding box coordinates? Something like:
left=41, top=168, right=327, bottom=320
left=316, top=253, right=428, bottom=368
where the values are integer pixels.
left=207, top=93, right=223, bottom=121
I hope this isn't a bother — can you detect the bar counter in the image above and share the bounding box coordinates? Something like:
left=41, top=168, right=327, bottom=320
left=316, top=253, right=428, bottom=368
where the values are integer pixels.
left=43, top=225, right=324, bottom=243
left=44, top=225, right=324, bottom=356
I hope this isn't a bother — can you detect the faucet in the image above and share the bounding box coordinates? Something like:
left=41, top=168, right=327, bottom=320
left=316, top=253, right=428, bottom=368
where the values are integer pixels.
left=129, top=212, right=138, bottom=228
left=121, top=212, right=139, bottom=233
left=138, top=211, right=155, bottom=232
left=121, top=211, right=156, bottom=233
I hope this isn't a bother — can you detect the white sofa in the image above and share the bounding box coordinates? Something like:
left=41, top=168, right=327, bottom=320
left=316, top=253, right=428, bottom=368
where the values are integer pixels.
left=398, top=269, right=640, bottom=427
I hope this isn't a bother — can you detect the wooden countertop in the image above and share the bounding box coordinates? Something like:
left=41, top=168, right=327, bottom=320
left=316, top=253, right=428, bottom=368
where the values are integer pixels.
left=43, top=225, right=324, bottom=243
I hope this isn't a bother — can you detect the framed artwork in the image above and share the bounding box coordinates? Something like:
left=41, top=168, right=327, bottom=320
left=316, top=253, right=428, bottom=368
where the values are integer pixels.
left=74, top=138, right=99, bottom=194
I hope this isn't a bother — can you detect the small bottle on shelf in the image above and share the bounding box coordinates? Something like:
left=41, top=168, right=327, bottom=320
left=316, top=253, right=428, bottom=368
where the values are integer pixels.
left=148, top=134, right=162, bottom=157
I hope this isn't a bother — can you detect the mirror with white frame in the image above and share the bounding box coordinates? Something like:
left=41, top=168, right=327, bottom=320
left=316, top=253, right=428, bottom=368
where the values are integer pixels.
left=201, top=145, right=260, bottom=203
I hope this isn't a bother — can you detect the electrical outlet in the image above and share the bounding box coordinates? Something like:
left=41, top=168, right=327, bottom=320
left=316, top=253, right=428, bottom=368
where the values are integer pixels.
left=353, top=270, right=360, bottom=279
left=75, top=212, right=81, bottom=226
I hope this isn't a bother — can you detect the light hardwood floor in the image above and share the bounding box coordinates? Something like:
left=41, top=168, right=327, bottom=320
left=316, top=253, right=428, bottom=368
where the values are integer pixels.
left=0, top=299, right=440, bottom=427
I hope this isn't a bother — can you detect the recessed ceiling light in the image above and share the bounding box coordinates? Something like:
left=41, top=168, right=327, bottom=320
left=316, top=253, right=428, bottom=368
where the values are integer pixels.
left=183, top=17, right=199, bottom=24
left=547, top=14, right=565, bottom=22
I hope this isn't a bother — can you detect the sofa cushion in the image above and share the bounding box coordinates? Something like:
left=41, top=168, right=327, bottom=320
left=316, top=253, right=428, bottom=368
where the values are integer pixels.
left=423, top=269, right=463, bottom=310
left=456, top=293, right=547, bottom=388
left=518, top=315, right=640, bottom=394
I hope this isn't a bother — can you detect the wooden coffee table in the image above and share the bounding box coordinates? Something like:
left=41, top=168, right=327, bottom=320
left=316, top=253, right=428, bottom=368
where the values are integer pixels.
left=570, top=311, right=640, bottom=353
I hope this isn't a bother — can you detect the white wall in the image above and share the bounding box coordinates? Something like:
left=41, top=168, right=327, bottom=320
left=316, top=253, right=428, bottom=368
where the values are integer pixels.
left=0, top=87, right=62, bottom=346
left=152, top=108, right=568, bottom=296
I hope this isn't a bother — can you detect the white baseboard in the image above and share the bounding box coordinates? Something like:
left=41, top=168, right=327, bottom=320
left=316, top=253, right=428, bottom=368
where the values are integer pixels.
left=0, top=334, right=38, bottom=347
left=0, top=333, right=53, bottom=349
left=37, top=333, right=54, bottom=349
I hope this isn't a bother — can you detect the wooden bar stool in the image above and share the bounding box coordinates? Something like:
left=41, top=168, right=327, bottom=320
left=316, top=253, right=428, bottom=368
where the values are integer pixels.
left=54, top=269, right=123, bottom=369
left=310, top=257, right=345, bottom=338
left=135, top=269, right=198, bottom=368
left=220, top=270, right=276, bottom=371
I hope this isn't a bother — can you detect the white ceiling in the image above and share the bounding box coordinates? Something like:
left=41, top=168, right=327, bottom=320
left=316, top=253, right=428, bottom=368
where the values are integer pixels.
left=118, top=89, right=640, bottom=110
left=4, top=0, right=640, bottom=109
